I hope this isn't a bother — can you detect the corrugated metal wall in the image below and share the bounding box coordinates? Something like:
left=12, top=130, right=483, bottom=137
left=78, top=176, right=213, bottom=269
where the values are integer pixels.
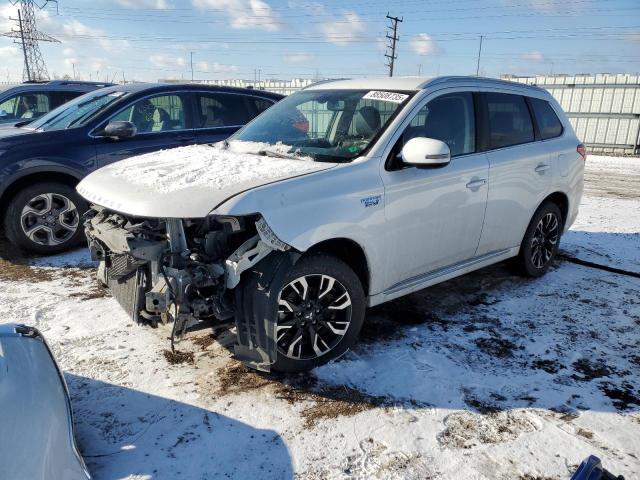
left=503, top=74, right=640, bottom=155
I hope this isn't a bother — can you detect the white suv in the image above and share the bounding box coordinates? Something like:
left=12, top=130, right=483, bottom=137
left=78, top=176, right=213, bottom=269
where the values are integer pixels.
left=79, top=76, right=585, bottom=372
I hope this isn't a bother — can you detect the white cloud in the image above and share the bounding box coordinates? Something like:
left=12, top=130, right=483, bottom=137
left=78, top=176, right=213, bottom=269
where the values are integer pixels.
left=502, top=0, right=592, bottom=14
left=209, top=62, right=240, bottom=73
left=522, top=51, right=545, bottom=62
left=625, top=32, right=640, bottom=43
left=192, top=0, right=280, bottom=31
left=149, top=56, right=239, bottom=75
left=321, top=11, right=365, bottom=45
left=62, top=19, right=93, bottom=37
left=0, top=45, right=19, bottom=55
left=0, top=4, right=18, bottom=33
left=99, top=38, right=131, bottom=52
left=149, top=54, right=187, bottom=69
left=284, top=52, right=313, bottom=63
left=115, top=0, right=170, bottom=8
left=409, top=33, right=442, bottom=56
left=60, top=20, right=130, bottom=53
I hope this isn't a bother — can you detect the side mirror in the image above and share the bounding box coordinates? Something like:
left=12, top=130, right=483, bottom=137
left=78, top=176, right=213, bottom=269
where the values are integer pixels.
left=103, top=121, right=136, bottom=139
left=0, top=109, right=7, bottom=117
left=400, top=137, right=451, bottom=168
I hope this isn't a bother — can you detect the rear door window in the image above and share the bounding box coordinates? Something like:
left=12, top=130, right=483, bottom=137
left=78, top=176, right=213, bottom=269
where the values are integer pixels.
left=50, top=91, right=84, bottom=109
left=0, top=92, right=50, bottom=120
left=250, top=97, right=275, bottom=117
left=529, top=97, right=563, bottom=140
left=195, top=93, right=252, bottom=128
left=485, top=92, right=534, bottom=149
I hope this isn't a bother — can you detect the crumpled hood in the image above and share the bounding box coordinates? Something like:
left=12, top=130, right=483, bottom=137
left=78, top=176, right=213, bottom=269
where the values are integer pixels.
left=77, top=141, right=336, bottom=218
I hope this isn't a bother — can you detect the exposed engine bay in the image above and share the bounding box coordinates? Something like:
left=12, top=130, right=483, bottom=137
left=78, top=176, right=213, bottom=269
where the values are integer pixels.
left=84, top=206, right=296, bottom=371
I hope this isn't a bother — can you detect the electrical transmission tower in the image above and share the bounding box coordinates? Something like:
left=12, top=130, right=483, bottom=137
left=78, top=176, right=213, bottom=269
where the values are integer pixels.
left=384, top=13, right=403, bottom=77
left=2, top=1, right=60, bottom=82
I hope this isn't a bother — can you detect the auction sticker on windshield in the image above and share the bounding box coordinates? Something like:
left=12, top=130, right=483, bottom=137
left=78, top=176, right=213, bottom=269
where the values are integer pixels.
left=363, top=91, right=409, bottom=103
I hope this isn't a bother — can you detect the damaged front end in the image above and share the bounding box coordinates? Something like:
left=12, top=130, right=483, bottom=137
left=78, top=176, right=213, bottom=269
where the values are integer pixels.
left=84, top=207, right=297, bottom=371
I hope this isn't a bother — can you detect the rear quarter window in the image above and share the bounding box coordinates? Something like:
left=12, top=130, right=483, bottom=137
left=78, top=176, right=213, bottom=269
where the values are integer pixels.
left=529, top=97, right=563, bottom=140
left=250, top=97, right=275, bottom=116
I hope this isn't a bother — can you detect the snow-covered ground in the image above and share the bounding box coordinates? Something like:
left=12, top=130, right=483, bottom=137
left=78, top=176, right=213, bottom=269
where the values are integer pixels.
left=0, top=155, right=638, bottom=479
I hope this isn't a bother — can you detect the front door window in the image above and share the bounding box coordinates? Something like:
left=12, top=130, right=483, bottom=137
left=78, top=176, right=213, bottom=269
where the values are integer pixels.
left=111, top=94, right=186, bottom=133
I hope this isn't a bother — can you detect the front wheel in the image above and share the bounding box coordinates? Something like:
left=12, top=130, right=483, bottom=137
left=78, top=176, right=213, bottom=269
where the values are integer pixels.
left=3, top=182, right=88, bottom=254
left=271, top=254, right=366, bottom=373
left=516, top=201, right=563, bottom=277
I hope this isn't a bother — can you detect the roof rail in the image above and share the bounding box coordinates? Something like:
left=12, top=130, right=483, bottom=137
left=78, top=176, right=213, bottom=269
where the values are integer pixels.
left=301, top=78, right=348, bottom=90
left=420, top=76, right=545, bottom=92
left=50, top=80, right=114, bottom=87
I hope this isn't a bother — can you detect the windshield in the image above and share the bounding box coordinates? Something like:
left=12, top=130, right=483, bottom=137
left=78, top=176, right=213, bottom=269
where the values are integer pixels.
left=232, top=89, right=412, bottom=162
left=28, top=90, right=127, bottom=132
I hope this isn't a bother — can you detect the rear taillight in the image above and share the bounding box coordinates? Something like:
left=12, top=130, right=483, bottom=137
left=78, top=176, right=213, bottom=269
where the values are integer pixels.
left=577, top=143, right=587, bottom=161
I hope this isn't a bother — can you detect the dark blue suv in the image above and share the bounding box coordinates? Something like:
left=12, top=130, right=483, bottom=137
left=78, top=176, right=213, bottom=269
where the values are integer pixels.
left=0, top=83, right=283, bottom=253
left=0, top=80, right=112, bottom=126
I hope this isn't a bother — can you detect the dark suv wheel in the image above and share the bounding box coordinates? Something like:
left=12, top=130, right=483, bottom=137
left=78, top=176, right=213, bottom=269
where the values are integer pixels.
left=516, top=201, right=563, bottom=277
left=271, top=254, right=366, bottom=373
left=4, top=182, right=88, bottom=254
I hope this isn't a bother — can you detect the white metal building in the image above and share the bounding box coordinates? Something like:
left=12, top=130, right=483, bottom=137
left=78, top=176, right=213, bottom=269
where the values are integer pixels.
left=159, top=78, right=315, bottom=96
left=503, top=74, right=640, bottom=155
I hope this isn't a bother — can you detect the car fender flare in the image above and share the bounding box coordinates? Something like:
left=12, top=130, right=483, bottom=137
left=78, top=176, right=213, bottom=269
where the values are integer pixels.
left=0, top=163, right=85, bottom=201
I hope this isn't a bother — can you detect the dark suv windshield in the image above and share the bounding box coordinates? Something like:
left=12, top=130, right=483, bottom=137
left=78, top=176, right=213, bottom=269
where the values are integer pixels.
left=232, top=89, right=412, bottom=162
left=28, top=90, right=127, bottom=132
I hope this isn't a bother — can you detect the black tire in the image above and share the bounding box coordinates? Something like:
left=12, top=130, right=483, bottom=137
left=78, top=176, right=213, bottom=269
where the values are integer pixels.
left=3, top=182, right=88, bottom=254
left=271, top=254, right=366, bottom=373
left=516, top=201, right=563, bottom=277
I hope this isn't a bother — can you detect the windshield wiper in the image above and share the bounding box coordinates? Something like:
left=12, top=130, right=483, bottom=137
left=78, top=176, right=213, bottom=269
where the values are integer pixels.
left=256, top=149, right=301, bottom=160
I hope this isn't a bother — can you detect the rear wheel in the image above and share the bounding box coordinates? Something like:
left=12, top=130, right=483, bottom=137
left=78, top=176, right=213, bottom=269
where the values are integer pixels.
left=516, top=201, right=562, bottom=277
left=272, top=254, right=366, bottom=373
left=3, top=182, right=88, bottom=254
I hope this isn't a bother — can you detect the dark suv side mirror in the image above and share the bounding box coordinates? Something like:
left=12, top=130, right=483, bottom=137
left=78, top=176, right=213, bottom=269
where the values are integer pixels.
left=103, top=121, right=137, bottom=139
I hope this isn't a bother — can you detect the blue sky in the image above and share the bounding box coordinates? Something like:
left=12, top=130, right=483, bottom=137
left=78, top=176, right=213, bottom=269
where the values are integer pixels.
left=0, top=0, right=638, bottom=82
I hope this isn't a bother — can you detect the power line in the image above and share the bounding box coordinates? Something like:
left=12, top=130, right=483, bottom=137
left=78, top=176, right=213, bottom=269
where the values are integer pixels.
left=2, top=0, right=60, bottom=81
left=56, top=4, right=640, bottom=26
left=58, top=0, right=627, bottom=20
left=384, top=13, right=403, bottom=77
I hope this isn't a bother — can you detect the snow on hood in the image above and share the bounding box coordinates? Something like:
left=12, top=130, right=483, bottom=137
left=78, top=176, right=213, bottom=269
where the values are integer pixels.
left=77, top=141, right=336, bottom=218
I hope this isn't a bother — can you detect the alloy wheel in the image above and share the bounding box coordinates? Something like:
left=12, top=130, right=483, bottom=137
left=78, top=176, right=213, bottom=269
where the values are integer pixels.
left=20, top=193, right=80, bottom=246
left=276, top=274, right=353, bottom=360
left=530, top=212, right=559, bottom=269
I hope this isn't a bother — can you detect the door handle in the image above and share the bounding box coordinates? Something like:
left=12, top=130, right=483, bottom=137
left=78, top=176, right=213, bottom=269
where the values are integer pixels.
left=177, top=135, right=195, bottom=142
left=535, top=163, right=550, bottom=174
left=466, top=179, right=487, bottom=189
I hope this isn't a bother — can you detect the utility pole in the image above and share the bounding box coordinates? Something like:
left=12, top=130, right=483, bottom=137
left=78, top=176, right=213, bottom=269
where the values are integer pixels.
left=384, top=13, right=403, bottom=77
left=2, top=1, right=60, bottom=81
left=190, top=51, right=194, bottom=82
left=476, top=35, right=484, bottom=77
